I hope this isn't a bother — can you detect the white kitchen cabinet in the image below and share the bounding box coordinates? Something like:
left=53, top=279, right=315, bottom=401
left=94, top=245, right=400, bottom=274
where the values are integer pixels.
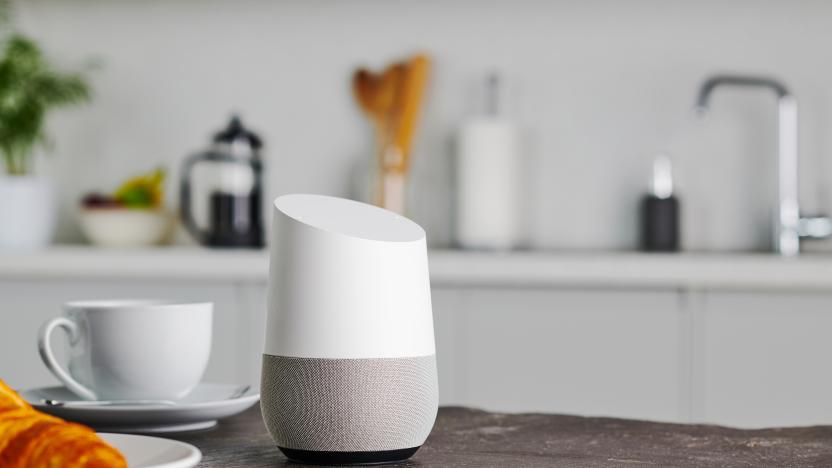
left=1, top=279, right=683, bottom=423
left=7, top=249, right=832, bottom=427
left=436, top=287, right=682, bottom=422
left=430, top=288, right=465, bottom=406
left=0, top=278, right=461, bottom=408
left=0, top=279, right=261, bottom=391
left=698, top=291, right=832, bottom=428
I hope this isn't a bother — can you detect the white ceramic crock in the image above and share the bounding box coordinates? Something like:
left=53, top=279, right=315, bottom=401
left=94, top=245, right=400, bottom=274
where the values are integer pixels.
left=0, top=175, right=56, bottom=249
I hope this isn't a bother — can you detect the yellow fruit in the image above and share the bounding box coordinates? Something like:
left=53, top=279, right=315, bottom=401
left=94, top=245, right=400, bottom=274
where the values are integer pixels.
left=114, top=168, right=165, bottom=208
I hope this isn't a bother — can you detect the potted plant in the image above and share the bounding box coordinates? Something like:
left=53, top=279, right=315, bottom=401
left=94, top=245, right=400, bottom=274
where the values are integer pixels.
left=0, top=33, right=91, bottom=249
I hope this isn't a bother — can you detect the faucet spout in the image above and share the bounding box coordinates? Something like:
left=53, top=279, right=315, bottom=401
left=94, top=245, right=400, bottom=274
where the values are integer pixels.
left=695, top=75, right=790, bottom=111
left=694, top=74, right=808, bottom=256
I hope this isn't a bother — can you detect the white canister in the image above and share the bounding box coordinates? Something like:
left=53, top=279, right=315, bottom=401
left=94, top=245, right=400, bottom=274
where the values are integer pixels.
left=0, top=175, right=56, bottom=249
left=455, top=76, right=520, bottom=250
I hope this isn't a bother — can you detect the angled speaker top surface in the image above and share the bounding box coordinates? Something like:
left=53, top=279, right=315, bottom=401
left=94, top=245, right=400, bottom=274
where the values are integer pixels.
left=274, top=194, right=425, bottom=243
left=266, top=194, right=435, bottom=360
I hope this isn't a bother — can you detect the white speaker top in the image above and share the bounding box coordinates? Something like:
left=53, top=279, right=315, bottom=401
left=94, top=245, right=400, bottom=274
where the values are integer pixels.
left=275, top=194, right=425, bottom=243
left=265, top=194, right=435, bottom=360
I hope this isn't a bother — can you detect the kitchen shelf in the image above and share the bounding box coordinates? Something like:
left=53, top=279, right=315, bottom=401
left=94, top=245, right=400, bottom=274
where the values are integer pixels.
left=2, top=246, right=832, bottom=290
left=430, top=250, right=832, bottom=291
left=0, top=246, right=267, bottom=282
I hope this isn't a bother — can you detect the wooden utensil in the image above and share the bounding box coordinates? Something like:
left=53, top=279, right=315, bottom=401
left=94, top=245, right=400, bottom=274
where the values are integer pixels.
left=352, top=54, right=431, bottom=213
left=390, top=54, right=430, bottom=172
left=352, top=65, right=404, bottom=159
left=353, top=68, right=383, bottom=131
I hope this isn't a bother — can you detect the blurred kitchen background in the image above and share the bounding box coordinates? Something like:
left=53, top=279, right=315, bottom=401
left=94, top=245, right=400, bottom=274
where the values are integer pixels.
left=5, top=0, right=832, bottom=429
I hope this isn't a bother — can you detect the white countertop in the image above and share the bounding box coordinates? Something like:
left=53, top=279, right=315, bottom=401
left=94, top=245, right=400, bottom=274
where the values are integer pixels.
left=430, top=250, right=832, bottom=291
left=2, top=246, right=832, bottom=291
left=0, top=246, right=267, bottom=282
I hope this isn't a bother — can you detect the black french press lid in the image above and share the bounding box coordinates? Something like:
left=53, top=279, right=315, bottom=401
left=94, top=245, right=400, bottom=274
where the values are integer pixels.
left=213, top=115, right=262, bottom=149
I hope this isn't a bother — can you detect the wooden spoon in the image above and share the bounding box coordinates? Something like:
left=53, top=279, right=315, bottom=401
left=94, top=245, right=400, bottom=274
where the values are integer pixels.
left=354, top=64, right=406, bottom=164
left=379, top=64, right=405, bottom=121
left=352, top=68, right=381, bottom=120
left=390, top=54, right=430, bottom=172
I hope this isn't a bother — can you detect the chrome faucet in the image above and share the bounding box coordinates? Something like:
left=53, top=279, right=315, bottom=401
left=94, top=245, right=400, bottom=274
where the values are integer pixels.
left=695, top=75, right=831, bottom=256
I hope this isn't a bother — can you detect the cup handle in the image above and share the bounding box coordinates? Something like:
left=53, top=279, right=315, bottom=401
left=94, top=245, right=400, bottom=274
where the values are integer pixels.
left=38, top=317, right=97, bottom=401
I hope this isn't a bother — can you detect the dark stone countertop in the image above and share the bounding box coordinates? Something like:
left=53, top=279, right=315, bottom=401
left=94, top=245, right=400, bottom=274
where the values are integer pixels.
left=169, top=406, right=832, bottom=467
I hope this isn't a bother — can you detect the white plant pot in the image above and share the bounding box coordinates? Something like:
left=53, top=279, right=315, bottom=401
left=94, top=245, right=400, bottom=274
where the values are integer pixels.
left=0, top=175, right=56, bottom=250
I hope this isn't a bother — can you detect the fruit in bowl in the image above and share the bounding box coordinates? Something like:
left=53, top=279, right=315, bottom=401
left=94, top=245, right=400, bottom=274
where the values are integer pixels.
left=79, top=168, right=173, bottom=247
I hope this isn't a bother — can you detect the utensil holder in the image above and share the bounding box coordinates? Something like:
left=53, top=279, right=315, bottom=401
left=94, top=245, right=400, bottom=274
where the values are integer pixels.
left=374, top=143, right=408, bottom=215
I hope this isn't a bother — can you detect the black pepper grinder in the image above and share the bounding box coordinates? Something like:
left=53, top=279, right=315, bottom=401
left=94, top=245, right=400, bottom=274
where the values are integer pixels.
left=180, top=115, right=265, bottom=248
left=640, top=154, right=680, bottom=251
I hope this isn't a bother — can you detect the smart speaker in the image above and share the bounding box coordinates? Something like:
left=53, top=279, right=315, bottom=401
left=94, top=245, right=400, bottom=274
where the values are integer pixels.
left=261, top=194, right=438, bottom=465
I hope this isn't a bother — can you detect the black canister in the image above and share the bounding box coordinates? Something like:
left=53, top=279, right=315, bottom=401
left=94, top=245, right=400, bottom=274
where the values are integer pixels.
left=640, top=155, right=680, bottom=252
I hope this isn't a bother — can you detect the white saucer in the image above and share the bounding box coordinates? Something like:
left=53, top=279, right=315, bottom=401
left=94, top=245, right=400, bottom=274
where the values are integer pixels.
left=22, top=382, right=259, bottom=433
left=99, top=433, right=201, bottom=468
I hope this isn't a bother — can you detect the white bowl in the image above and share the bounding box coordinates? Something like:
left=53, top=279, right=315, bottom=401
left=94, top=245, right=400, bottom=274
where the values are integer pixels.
left=79, top=208, right=173, bottom=247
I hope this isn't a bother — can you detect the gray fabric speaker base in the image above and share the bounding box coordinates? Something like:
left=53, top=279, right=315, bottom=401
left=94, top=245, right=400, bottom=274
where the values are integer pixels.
left=261, top=354, right=438, bottom=452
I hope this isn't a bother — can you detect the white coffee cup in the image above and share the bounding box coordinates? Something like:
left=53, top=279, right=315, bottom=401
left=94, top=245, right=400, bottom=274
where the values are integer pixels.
left=38, top=300, right=213, bottom=401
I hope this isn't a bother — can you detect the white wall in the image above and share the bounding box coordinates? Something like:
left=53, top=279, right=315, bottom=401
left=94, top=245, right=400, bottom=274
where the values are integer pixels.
left=12, top=0, right=832, bottom=251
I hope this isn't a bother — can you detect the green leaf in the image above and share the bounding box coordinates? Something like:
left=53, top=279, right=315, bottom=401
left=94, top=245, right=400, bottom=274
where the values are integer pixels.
left=0, top=32, right=92, bottom=174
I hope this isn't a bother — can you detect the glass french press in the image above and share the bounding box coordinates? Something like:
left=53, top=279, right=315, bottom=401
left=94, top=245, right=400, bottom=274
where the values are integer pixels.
left=180, top=115, right=264, bottom=248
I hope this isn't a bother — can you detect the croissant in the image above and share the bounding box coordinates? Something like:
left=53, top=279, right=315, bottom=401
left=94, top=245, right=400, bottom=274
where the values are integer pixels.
left=0, top=379, right=126, bottom=467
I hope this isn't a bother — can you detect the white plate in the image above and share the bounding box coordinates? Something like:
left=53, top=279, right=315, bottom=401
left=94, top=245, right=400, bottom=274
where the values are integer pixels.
left=99, top=433, right=201, bottom=468
left=22, top=382, right=259, bottom=433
